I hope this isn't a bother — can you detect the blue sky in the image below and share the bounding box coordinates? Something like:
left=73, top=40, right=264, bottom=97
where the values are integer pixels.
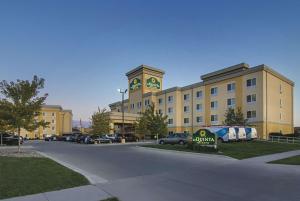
left=0, top=0, right=299, bottom=125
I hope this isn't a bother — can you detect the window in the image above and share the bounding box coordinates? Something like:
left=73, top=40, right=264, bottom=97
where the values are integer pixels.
left=280, top=113, right=282, bottom=120
left=168, top=119, right=173, bottom=125
left=196, top=104, right=202, bottom=112
left=211, top=115, right=218, bottom=122
left=158, top=98, right=163, bottom=105
left=137, top=102, right=142, bottom=108
left=184, top=106, right=189, bottom=112
left=168, top=131, right=174, bottom=135
left=43, top=112, right=45, bottom=116
left=52, top=112, right=55, bottom=116
left=168, top=107, right=173, bottom=113
left=246, top=78, right=256, bottom=87
left=52, top=126, right=55, bottom=131
left=52, top=120, right=55, bottom=123
left=168, top=96, right=173, bottom=103
left=196, top=91, right=203, bottom=99
left=184, top=118, right=189, bottom=124
left=158, top=109, right=162, bottom=114
left=196, top=116, right=203, bottom=123
left=211, top=101, right=218, bottom=109
left=280, top=99, right=282, bottom=108
left=144, top=99, right=150, bottom=106
left=227, top=98, right=236, bottom=107
left=130, top=103, right=135, bottom=109
left=247, top=94, right=256, bottom=103
left=247, top=110, right=256, bottom=119
left=184, top=94, right=190, bottom=101
left=280, top=84, right=283, bottom=94
left=227, top=83, right=236, bottom=92
left=211, top=87, right=218, bottom=96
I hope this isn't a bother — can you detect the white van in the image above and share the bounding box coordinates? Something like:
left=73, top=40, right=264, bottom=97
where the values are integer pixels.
left=245, top=127, right=258, bottom=140
left=204, top=127, right=236, bottom=142
left=234, top=127, right=247, bottom=140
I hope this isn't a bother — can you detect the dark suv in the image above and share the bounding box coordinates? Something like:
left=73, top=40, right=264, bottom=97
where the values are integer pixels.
left=159, top=133, right=189, bottom=145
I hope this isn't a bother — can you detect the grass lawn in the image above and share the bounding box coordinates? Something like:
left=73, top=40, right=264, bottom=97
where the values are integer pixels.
left=142, top=141, right=300, bottom=160
left=0, top=156, right=89, bottom=199
left=101, top=198, right=120, bottom=201
left=268, top=155, right=300, bottom=165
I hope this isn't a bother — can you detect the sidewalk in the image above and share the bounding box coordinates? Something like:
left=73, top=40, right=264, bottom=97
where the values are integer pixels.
left=241, top=150, right=300, bottom=163
left=1, top=185, right=111, bottom=201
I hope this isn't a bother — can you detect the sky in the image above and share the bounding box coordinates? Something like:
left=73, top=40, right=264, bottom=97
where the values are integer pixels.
left=0, top=0, right=299, bottom=125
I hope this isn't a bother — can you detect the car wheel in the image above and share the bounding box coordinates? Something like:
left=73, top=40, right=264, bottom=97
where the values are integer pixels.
left=159, top=140, right=164, bottom=145
left=179, top=140, right=184, bottom=145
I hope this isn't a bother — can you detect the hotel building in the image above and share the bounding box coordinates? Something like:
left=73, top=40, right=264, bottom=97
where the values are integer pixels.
left=20, top=105, right=73, bottom=139
left=109, top=63, right=294, bottom=139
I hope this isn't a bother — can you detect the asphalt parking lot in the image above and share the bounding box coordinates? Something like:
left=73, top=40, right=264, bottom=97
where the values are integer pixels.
left=28, top=141, right=300, bottom=201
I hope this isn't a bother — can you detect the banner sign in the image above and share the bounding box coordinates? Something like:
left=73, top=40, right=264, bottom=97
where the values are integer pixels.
left=130, top=78, right=142, bottom=91
left=193, top=129, right=216, bottom=145
left=146, top=77, right=161, bottom=89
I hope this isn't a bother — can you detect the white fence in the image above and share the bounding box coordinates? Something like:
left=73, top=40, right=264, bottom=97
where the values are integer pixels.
left=269, top=136, right=300, bottom=144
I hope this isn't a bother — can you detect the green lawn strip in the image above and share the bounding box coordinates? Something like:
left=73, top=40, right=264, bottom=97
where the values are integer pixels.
left=0, top=156, right=89, bottom=199
left=142, top=141, right=300, bottom=160
left=268, top=155, right=300, bottom=165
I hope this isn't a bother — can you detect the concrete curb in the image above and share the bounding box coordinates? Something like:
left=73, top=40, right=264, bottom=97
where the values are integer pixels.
left=135, top=146, right=237, bottom=160
left=36, top=151, right=108, bottom=184
left=91, top=141, right=154, bottom=146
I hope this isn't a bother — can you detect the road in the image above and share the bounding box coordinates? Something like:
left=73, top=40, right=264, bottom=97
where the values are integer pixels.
left=29, top=141, right=300, bottom=201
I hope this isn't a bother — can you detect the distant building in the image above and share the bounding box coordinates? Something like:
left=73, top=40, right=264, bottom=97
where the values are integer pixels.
left=20, top=105, right=72, bottom=139
left=109, top=63, right=294, bottom=139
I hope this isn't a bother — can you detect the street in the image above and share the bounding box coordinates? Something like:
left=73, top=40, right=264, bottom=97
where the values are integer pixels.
left=29, top=141, right=300, bottom=201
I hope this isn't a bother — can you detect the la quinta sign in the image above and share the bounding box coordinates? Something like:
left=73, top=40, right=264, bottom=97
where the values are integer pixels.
left=130, top=78, right=142, bottom=91
left=193, top=129, right=216, bottom=145
left=146, top=77, right=160, bottom=89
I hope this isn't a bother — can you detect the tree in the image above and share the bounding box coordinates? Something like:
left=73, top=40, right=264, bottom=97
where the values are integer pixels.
left=223, top=107, right=247, bottom=126
left=235, top=107, right=247, bottom=126
left=0, top=76, right=49, bottom=152
left=135, top=103, right=168, bottom=139
left=90, top=107, right=110, bottom=135
left=224, top=108, right=236, bottom=126
left=134, top=115, right=150, bottom=140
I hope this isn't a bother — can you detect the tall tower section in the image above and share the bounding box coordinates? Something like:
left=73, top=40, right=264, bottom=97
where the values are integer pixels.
left=126, top=64, right=165, bottom=113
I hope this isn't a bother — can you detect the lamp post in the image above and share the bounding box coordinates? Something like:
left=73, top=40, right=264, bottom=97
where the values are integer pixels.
left=118, top=88, right=127, bottom=143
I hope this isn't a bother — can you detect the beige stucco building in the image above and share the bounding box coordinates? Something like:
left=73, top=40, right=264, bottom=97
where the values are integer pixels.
left=109, top=63, right=294, bottom=139
left=20, top=105, right=73, bottom=139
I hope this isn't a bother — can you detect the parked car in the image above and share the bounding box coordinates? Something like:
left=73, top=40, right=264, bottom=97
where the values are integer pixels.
left=159, top=133, right=189, bottom=145
left=91, top=135, right=112, bottom=144
left=0, top=132, right=21, bottom=145
left=77, top=134, right=88, bottom=143
left=61, top=133, right=73, bottom=141
left=114, top=133, right=139, bottom=143
left=104, top=134, right=117, bottom=142
left=44, top=134, right=57, bottom=141
left=70, top=133, right=82, bottom=142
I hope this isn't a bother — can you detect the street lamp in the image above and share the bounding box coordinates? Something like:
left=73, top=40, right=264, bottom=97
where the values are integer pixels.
left=118, top=88, right=127, bottom=142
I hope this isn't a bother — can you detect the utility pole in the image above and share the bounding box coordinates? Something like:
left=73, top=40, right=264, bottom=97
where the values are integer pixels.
left=118, top=89, right=127, bottom=143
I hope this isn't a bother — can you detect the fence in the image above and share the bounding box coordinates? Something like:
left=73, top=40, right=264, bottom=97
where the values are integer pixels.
left=269, top=136, right=300, bottom=144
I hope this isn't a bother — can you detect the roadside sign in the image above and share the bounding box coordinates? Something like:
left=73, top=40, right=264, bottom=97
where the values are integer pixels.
left=193, top=129, right=217, bottom=148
